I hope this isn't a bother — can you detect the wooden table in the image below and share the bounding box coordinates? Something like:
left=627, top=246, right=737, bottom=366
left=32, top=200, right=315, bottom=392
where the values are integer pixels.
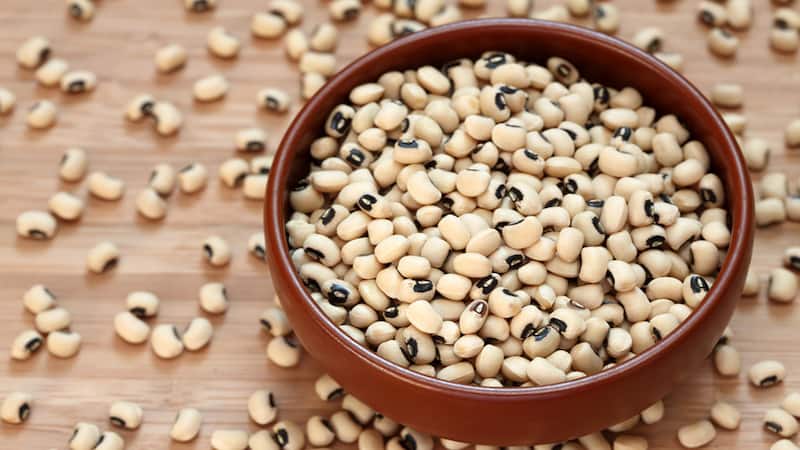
left=0, top=0, right=797, bottom=448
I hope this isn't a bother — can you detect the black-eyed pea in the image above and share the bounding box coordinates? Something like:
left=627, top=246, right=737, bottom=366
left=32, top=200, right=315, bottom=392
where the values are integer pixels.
left=199, top=282, right=228, bottom=314
left=305, top=416, right=335, bottom=447
left=0, top=88, right=14, bottom=114
left=329, top=0, right=361, bottom=21
left=649, top=313, right=680, bottom=342
left=170, top=408, right=203, bottom=442
left=87, top=171, right=125, bottom=200
left=765, top=408, right=799, bottom=438
left=248, top=431, right=279, bottom=450
left=182, top=317, right=213, bottom=351
left=35, top=58, right=68, bottom=86
left=10, top=329, right=43, bottom=360
left=58, top=147, right=89, bottom=183
left=603, top=327, right=631, bottom=359
left=86, top=241, right=120, bottom=274
left=773, top=441, right=800, bottom=450
left=203, top=235, right=231, bottom=266
left=67, top=0, right=95, bottom=20
left=502, top=217, right=543, bottom=250
left=710, top=401, right=740, bottom=430
left=698, top=1, right=727, bottom=27
left=526, top=356, right=566, bottom=386
left=630, top=321, right=655, bottom=354
left=69, top=422, right=101, bottom=450
left=154, top=43, right=187, bottom=73
left=713, top=343, right=741, bottom=376
left=241, top=174, right=268, bottom=200
left=632, top=27, right=664, bottom=53
left=488, top=288, right=524, bottom=319
left=1, top=392, right=33, bottom=425
left=570, top=343, right=603, bottom=375
left=108, top=401, right=143, bottom=430
left=207, top=27, right=241, bottom=58
left=22, top=284, right=56, bottom=314
left=27, top=100, right=57, bottom=129
left=94, top=431, right=125, bottom=450
left=247, top=390, right=277, bottom=426
left=114, top=312, right=150, bottom=344
left=134, top=188, right=167, bottom=220
left=708, top=28, right=739, bottom=57
left=193, top=74, right=228, bottom=102
left=677, top=420, right=716, bottom=449
left=48, top=191, right=84, bottom=221
left=17, top=36, right=50, bottom=69
left=151, top=324, right=183, bottom=359
left=749, top=360, right=786, bottom=387
left=299, top=51, right=337, bottom=76
left=251, top=12, right=287, bottom=39
left=60, top=70, right=96, bottom=94
left=45, top=330, right=81, bottom=358
left=768, top=268, right=798, bottom=303
left=151, top=101, right=183, bottom=135
left=756, top=198, right=787, bottom=227
left=435, top=361, right=474, bottom=384
left=266, top=336, right=302, bottom=368
left=210, top=429, right=249, bottom=450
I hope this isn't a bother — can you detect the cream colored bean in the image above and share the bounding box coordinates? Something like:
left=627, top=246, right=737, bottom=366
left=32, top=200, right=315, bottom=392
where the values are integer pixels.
left=46, top=330, right=81, bottom=358
left=155, top=44, right=187, bottom=73
left=60, top=70, right=96, bottom=94
left=193, top=74, right=228, bottom=102
left=87, top=241, right=120, bottom=273
left=207, top=27, right=241, bottom=58
left=10, top=329, right=43, bottom=360
left=151, top=101, right=183, bottom=135
left=170, top=408, right=203, bottom=442
left=267, top=336, right=302, bottom=367
left=109, top=401, right=143, bottom=430
left=114, top=311, right=150, bottom=344
left=769, top=268, right=798, bottom=303
left=211, top=429, right=249, bottom=450
left=17, top=36, right=50, bottom=69
left=151, top=324, right=184, bottom=359
left=48, top=191, right=84, bottom=221
left=708, top=28, right=739, bottom=57
left=677, top=420, right=716, bottom=448
left=69, top=422, right=101, bottom=450
left=710, top=401, right=740, bottom=430
left=182, top=317, right=213, bottom=351
left=35, top=58, right=68, bottom=86
left=765, top=408, right=799, bottom=437
left=27, top=100, right=57, bottom=129
left=126, top=94, right=153, bottom=121
left=750, top=360, right=786, bottom=387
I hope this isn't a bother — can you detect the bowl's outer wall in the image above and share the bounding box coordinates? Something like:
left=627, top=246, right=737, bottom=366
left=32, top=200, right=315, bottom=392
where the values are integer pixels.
left=265, top=20, right=754, bottom=445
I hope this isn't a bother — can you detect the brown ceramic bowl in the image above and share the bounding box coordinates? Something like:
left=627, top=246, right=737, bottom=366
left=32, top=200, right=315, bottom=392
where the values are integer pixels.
left=265, top=19, right=754, bottom=445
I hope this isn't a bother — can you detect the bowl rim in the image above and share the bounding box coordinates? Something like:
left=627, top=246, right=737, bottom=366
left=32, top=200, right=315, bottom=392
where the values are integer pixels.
left=265, top=18, right=754, bottom=398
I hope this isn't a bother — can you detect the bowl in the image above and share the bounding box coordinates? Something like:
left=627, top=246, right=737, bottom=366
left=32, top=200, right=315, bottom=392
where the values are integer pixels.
left=265, top=19, right=754, bottom=445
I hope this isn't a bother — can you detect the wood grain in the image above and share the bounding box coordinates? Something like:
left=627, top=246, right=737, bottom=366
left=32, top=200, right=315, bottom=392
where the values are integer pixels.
left=0, top=0, right=798, bottom=448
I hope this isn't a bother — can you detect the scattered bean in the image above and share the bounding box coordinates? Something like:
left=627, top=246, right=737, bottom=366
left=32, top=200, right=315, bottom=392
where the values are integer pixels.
left=193, top=74, right=229, bottom=102
left=150, top=324, right=184, bottom=359
left=69, top=422, right=101, bottom=450
left=86, top=241, right=120, bottom=273
left=27, top=100, right=58, bottom=129
left=60, top=70, right=97, bottom=94
left=46, top=330, right=81, bottom=358
left=677, top=419, right=716, bottom=448
left=155, top=44, right=187, bottom=73
left=207, top=27, right=241, bottom=58
left=178, top=163, right=208, bottom=193
left=0, top=88, right=16, bottom=114
left=183, top=317, right=213, bottom=350
left=149, top=163, right=176, bottom=195
left=16, top=210, right=57, bottom=240
left=199, top=282, right=228, bottom=314
left=170, top=408, right=203, bottom=442
left=211, top=429, right=249, bottom=450
left=109, top=401, right=143, bottom=430
left=710, top=401, right=740, bottom=430
left=749, top=360, right=787, bottom=387
left=258, top=88, right=291, bottom=112
left=765, top=408, right=799, bottom=437
left=17, top=36, right=50, bottom=69
left=35, top=58, right=69, bottom=86
left=768, top=268, right=798, bottom=303
left=10, top=329, right=43, bottom=360
left=136, top=188, right=168, bottom=220
left=114, top=311, right=150, bottom=344
left=266, top=336, right=302, bottom=367
left=1, top=392, right=32, bottom=424
left=248, top=390, right=277, bottom=425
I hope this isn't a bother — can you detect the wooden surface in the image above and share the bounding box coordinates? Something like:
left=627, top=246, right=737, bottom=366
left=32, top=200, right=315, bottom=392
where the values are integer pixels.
left=0, top=0, right=798, bottom=448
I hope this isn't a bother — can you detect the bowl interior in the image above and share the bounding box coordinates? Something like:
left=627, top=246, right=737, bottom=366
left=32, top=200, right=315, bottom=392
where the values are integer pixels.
left=266, top=18, right=754, bottom=444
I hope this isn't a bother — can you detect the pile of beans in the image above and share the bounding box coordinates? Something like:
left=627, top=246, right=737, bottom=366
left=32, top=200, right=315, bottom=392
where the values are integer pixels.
left=285, top=53, right=733, bottom=387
